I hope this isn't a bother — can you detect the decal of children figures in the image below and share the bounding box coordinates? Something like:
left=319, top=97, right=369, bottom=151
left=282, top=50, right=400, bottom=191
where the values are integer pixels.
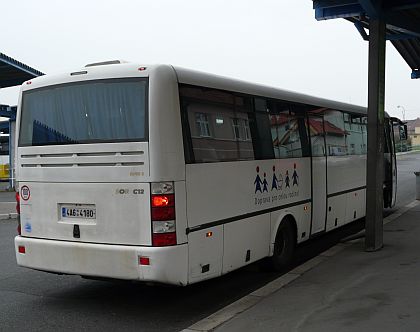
left=263, top=172, right=269, bottom=192
left=254, top=166, right=263, bottom=193
left=271, top=166, right=278, bottom=191
left=278, top=172, right=283, bottom=190
left=285, top=170, right=290, bottom=188
left=292, top=163, right=299, bottom=186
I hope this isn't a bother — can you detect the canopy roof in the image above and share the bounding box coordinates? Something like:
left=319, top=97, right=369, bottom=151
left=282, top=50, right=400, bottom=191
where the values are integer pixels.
left=314, top=0, right=420, bottom=78
left=0, top=52, right=44, bottom=88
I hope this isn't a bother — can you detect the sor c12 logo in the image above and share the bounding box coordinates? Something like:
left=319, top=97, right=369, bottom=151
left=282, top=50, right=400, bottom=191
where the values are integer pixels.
left=21, top=185, right=31, bottom=201
left=115, top=188, right=144, bottom=195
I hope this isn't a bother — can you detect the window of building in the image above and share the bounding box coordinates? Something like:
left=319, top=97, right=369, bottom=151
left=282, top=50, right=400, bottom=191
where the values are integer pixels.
left=231, top=118, right=241, bottom=139
left=244, top=119, right=251, bottom=140
left=195, top=113, right=211, bottom=137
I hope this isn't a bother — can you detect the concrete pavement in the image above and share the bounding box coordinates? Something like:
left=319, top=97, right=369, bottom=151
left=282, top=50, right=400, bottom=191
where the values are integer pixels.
left=207, top=201, right=420, bottom=332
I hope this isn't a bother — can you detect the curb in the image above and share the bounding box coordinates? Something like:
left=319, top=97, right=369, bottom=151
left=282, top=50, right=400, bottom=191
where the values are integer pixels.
left=182, top=200, right=420, bottom=332
left=396, top=150, right=420, bottom=157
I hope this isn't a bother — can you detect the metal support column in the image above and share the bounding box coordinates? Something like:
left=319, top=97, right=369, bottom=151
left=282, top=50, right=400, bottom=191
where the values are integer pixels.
left=365, top=18, right=386, bottom=252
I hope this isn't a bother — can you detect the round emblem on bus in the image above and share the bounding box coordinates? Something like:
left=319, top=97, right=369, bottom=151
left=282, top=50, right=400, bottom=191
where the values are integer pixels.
left=21, top=185, right=30, bottom=201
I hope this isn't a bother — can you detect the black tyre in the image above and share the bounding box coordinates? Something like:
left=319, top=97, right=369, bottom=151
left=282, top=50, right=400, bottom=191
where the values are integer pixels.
left=269, top=219, right=296, bottom=271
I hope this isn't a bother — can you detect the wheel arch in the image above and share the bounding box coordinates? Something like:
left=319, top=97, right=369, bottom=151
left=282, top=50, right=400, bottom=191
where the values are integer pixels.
left=269, top=212, right=298, bottom=256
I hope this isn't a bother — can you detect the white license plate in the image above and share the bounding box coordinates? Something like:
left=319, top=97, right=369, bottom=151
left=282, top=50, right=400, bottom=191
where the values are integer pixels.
left=61, top=205, right=96, bottom=219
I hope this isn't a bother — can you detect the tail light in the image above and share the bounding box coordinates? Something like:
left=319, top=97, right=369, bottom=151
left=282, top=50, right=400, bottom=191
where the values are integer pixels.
left=16, top=191, right=20, bottom=214
left=16, top=191, right=21, bottom=235
left=151, top=182, right=176, bottom=246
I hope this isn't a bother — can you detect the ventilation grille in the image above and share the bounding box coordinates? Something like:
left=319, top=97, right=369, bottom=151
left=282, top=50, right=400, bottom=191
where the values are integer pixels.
left=20, top=151, right=145, bottom=168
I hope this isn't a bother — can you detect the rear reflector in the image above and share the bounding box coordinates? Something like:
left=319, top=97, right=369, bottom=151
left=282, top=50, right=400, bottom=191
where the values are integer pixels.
left=139, top=256, right=150, bottom=265
left=152, top=232, right=176, bottom=246
left=18, top=246, right=25, bottom=254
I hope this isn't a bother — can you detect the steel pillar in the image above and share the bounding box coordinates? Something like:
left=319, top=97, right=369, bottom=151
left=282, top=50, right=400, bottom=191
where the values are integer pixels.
left=365, top=18, right=386, bottom=251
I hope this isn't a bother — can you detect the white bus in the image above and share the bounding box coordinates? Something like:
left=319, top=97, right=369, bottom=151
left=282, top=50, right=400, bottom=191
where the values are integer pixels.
left=15, top=61, right=400, bottom=286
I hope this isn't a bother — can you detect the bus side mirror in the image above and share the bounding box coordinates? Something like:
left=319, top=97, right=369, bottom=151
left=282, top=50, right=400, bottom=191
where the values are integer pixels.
left=399, top=124, right=408, bottom=141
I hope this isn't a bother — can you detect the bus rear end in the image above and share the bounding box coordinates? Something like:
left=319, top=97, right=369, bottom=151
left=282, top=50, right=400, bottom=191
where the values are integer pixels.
left=14, top=63, right=188, bottom=285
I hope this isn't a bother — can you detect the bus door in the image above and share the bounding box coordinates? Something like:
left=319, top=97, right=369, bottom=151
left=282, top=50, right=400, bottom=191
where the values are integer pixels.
left=387, top=117, right=405, bottom=208
left=391, top=124, right=397, bottom=207
left=308, top=114, right=327, bottom=235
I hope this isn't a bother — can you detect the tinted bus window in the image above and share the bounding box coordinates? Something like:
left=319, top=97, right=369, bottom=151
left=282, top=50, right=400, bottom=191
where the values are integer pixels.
left=252, top=98, right=275, bottom=160
left=269, top=102, right=309, bottom=158
left=324, top=109, right=347, bottom=156
left=346, top=114, right=365, bottom=155
left=20, top=79, right=148, bottom=146
left=180, top=86, right=254, bottom=163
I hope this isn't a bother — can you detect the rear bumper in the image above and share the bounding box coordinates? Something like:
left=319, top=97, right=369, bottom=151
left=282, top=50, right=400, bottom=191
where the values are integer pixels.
left=15, top=236, right=188, bottom=286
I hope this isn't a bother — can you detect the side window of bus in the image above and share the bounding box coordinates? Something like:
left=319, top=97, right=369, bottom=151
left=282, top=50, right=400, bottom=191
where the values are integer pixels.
left=179, top=85, right=255, bottom=163
left=268, top=101, right=309, bottom=158
left=361, top=116, right=367, bottom=154
left=307, top=113, right=326, bottom=157
left=252, top=98, right=275, bottom=160
left=345, top=114, right=365, bottom=155
left=324, top=109, right=347, bottom=156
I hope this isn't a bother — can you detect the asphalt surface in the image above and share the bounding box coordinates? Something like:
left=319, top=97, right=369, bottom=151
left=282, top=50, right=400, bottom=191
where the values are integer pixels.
left=0, top=190, right=15, bottom=203
left=0, top=152, right=418, bottom=332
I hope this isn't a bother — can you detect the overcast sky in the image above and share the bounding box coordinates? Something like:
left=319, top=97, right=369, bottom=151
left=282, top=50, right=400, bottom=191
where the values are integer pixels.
left=0, top=0, right=419, bottom=119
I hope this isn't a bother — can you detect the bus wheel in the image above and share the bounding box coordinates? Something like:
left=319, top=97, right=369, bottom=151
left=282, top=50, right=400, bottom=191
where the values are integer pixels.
left=270, top=219, right=296, bottom=271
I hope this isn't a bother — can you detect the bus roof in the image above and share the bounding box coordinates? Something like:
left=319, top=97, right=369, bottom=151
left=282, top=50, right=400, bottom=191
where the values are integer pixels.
left=21, top=61, right=378, bottom=117
left=173, top=65, right=367, bottom=115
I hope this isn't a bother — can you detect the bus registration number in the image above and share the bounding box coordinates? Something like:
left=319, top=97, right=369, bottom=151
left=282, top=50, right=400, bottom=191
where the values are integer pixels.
left=61, top=205, right=96, bottom=219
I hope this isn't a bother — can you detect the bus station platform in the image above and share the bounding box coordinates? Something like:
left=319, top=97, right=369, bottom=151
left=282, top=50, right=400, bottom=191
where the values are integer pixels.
left=206, top=201, right=420, bottom=331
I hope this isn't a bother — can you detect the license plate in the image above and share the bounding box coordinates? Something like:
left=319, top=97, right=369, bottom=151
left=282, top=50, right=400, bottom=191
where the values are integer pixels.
left=61, top=204, right=96, bottom=219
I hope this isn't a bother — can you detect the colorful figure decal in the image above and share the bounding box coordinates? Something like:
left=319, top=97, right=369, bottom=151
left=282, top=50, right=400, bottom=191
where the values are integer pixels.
left=262, top=173, right=268, bottom=192
left=271, top=166, right=278, bottom=191
left=277, top=172, right=283, bottom=190
left=285, top=170, right=290, bottom=188
left=254, top=166, right=263, bottom=193
left=292, top=163, right=299, bottom=186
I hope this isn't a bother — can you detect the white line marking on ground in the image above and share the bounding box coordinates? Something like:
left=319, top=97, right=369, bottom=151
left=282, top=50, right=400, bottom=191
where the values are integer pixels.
left=181, top=200, right=420, bottom=332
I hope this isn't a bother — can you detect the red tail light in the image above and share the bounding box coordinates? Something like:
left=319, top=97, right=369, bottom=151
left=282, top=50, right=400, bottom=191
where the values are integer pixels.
left=18, top=246, right=26, bottom=254
left=151, top=183, right=176, bottom=247
left=151, top=207, right=175, bottom=221
left=151, top=194, right=175, bottom=207
left=152, top=233, right=176, bottom=246
left=16, top=191, right=21, bottom=235
left=15, top=191, right=20, bottom=214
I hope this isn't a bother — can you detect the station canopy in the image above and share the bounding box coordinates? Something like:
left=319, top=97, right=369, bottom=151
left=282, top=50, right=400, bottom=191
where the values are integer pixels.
left=0, top=52, right=44, bottom=88
left=313, top=1, right=420, bottom=78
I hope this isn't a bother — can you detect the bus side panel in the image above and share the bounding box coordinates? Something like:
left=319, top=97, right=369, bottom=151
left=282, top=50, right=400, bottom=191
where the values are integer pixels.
left=327, top=154, right=366, bottom=226
left=327, top=155, right=366, bottom=195
left=174, top=181, right=188, bottom=244
left=222, top=215, right=270, bottom=274
left=188, top=226, right=223, bottom=284
left=185, top=159, right=311, bottom=229
left=344, top=188, right=365, bottom=224
left=326, top=195, right=346, bottom=231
